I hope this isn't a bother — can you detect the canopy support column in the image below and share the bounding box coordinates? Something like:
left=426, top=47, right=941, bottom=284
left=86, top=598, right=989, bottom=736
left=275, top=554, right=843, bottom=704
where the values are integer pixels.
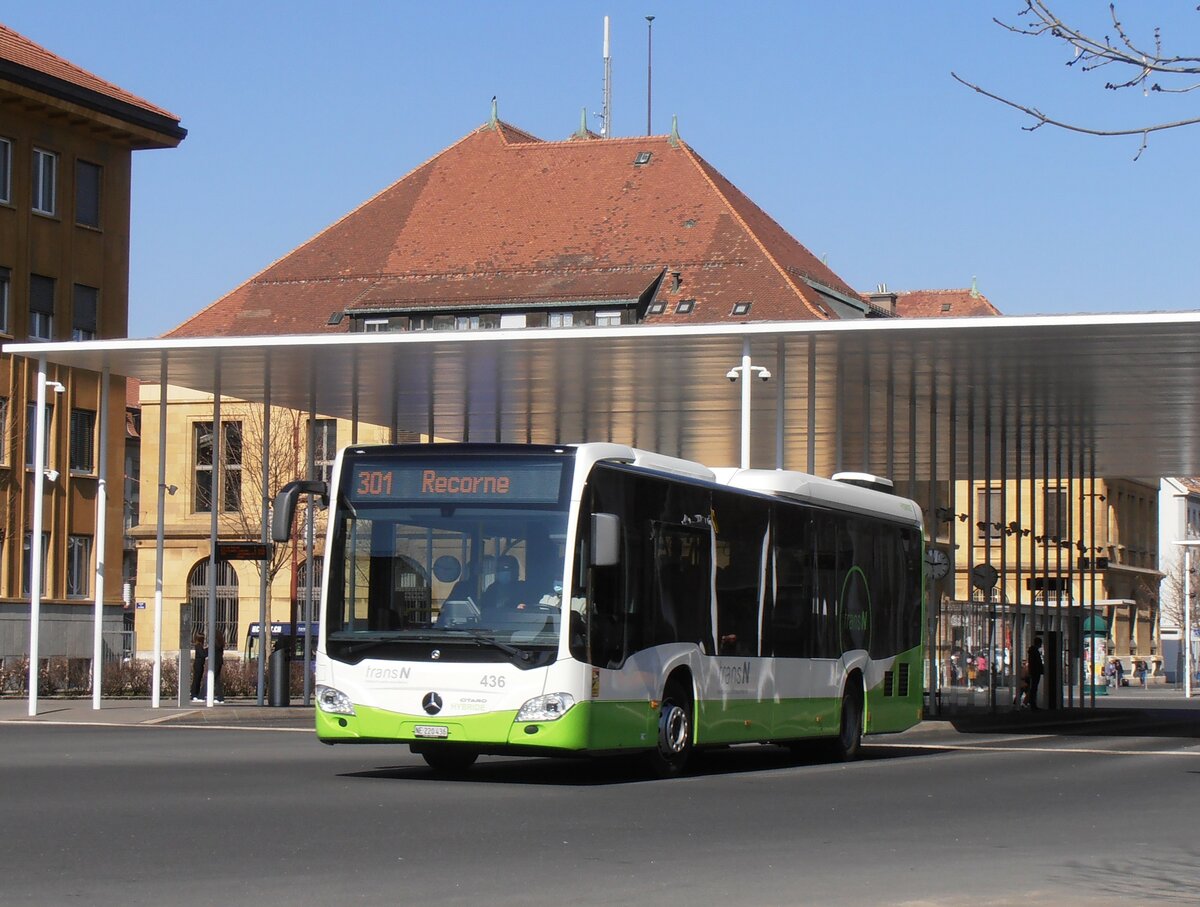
left=152, top=355, right=168, bottom=707
left=91, top=367, right=110, bottom=709
left=27, top=356, right=49, bottom=717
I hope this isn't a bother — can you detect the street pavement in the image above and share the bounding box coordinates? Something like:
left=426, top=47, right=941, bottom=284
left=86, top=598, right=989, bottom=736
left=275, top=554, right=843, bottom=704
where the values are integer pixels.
left=2, top=687, right=1197, bottom=906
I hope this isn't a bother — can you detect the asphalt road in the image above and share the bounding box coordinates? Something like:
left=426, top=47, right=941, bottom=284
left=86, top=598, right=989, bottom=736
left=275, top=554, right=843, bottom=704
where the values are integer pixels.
left=2, top=718, right=1198, bottom=906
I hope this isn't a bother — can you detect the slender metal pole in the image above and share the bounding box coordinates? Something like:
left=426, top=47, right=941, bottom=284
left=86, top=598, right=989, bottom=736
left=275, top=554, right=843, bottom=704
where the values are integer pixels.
left=257, top=364, right=271, bottom=705
left=806, top=337, right=816, bottom=474
left=27, top=357, right=49, bottom=716
left=152, top=355, right=167, bottom=708
left=740, top=338, right=751, bottom=469
left=1180, top=541, right=1196, bottom=699
left=91, top=367, right=110, bottom=709
left=645, top=16, right=655, bottom=136
left=775, top=340, right=785, bottom=470
left=207, top=365, right=221, bottom=707
left=304, top=380, right=317, bottom=707
left=1186, top=547, right=1193, bottom=698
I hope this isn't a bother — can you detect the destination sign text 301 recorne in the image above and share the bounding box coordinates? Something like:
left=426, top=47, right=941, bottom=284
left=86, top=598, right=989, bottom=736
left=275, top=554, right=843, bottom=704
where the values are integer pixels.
left=349, top=460, right=563, bottom=504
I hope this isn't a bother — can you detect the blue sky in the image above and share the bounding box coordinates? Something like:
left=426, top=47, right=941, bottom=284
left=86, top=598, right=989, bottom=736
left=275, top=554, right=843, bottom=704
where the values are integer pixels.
left=6, top=1, right=1199, bottom=337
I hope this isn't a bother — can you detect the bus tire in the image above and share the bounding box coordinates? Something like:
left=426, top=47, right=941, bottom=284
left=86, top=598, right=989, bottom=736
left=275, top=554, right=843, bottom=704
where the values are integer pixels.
left=830, top=684, right=864, bottom=762
left=648, top=679, right=693, bottom=778
left=420, top=747, right=479, bottom=773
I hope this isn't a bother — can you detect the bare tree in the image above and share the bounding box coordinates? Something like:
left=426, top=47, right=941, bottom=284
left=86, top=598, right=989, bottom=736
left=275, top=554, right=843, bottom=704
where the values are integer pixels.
left=953, top=2, right=1200, bottom=158
left=1160, top=552, right=1200, bottom=636
left=219, top=404, right=324, bottom=590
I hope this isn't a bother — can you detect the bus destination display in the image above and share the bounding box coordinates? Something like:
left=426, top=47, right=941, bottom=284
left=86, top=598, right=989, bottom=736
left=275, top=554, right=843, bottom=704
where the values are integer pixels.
left=349, top=459, right=564, bottom=504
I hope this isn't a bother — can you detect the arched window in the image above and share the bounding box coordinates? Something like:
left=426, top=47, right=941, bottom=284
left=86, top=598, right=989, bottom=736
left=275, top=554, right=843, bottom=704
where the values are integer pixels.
left=187, top=559, right=239, bottom=649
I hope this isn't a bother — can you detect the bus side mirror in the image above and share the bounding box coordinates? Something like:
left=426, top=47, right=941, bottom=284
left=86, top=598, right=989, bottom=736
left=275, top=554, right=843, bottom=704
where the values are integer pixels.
left=590, top=513, right=620, bottom=567
left=271, top=480, right=330, bottom=543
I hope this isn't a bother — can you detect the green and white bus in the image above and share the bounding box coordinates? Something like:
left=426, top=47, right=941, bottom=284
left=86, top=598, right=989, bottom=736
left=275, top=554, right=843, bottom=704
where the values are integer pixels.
left=273, top=442, right=925, bottom=775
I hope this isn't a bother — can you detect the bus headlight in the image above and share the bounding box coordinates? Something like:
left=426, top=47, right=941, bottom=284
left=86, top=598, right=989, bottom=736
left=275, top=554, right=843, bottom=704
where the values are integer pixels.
left=315, top=685, right=355, bottom=716
left=516, top=692, right=576, bottom=722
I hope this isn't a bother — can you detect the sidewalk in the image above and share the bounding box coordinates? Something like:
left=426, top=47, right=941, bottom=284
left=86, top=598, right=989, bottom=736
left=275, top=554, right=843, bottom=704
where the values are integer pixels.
left=0, top=697, right=314, bottom=730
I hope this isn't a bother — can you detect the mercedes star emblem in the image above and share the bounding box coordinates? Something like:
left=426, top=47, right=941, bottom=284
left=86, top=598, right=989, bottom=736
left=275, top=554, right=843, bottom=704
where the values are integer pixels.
left=422, top=692, right=443, bottom=715
left=431, top=649, right=441, bottom=660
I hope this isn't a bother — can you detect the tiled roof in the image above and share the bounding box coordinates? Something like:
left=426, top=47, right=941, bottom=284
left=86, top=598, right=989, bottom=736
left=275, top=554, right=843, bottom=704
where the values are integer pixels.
left=169, top=122, right=868, bottom=337
left=0, top=22, right=184, bottom=142
left=893, top=288, right=1001, bottom=318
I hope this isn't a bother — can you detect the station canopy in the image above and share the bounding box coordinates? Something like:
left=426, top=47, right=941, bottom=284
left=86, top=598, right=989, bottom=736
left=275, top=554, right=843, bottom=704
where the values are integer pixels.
left=8, top=310, right=1200, bottom=483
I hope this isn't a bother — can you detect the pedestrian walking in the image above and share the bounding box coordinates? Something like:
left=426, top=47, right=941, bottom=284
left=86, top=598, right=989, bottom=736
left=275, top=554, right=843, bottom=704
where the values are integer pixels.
left=1026, top=637, right=1044, bottom=710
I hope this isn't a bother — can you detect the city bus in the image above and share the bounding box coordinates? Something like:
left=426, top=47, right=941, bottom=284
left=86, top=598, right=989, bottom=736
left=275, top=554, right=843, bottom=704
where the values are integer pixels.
left=272, top=443, right=925, bottom=775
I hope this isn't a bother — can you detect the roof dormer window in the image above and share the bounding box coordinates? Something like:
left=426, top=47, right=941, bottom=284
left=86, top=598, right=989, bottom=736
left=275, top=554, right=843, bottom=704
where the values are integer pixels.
left=676, top=299, right=694, bottom=315
left=633, top=151, right=652, bottom=166
left=732, top=302, right=751, bottom=316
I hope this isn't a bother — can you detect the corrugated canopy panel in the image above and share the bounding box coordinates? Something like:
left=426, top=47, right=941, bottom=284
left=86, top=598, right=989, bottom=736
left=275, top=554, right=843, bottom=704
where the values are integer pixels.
left=7, top=312, right=1200, bottom=482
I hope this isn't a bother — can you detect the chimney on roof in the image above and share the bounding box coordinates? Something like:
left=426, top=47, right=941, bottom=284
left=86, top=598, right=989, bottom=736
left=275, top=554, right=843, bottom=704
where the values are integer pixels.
left=868, top=283, right=897, bottom=315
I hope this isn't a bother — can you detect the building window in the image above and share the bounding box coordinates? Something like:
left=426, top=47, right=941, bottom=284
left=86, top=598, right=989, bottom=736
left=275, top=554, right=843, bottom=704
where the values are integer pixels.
left=29, top=274, right=55, bottom=341
left=67, top=535, right=93, bottom=597
left=25, top=402, right=53, bottom=469
left=0, top=266, right=10, bottom=334
left=32, top=148, right=57, bottom=215
left=194, top=421, right=243, bottom=513
left=595, top=310, right=622, bottom=326
left=732, top=302, right=752, bottom=316
left=0, top=137, right=11, bottom=204
left=646, top=302, right=665, bottom=315
left=676, top=300, right=695, bottom=315
left=70, top=409, right=96, bottom=473
left=977, top=487, right=1003, bottom=540
left=72, top=284, right=98, bottom=341
left=22, top=531, right=50, bottom=597
left=548, top=312, right=574, bottom=328
left=363, top=318, right=388, bottom=333
left=75, top=160, right=101, bottom=228
left=499, top=313, right=527, bottom=329
left=310, top=418, right=337, bottom=484
left=1044, top=486, right=1067, bottom=541
left=455, top=315, right=481, bottom=331
left=0, top=396, right=8, bottom=465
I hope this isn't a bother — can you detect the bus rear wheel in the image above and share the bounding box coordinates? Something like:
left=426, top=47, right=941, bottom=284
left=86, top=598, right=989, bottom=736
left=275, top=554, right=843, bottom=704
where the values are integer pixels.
left=648, top=682, right=693, bottom=778
left=419, top=747, right=479, bottom=773
left=830, top=686, right=863, bottom=761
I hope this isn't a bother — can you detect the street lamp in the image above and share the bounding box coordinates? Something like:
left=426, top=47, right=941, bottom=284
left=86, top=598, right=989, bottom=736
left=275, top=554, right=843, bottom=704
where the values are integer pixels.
left=727, top=339, right=770, bottom=470
left=1173, top=539, right=1199, bottom=699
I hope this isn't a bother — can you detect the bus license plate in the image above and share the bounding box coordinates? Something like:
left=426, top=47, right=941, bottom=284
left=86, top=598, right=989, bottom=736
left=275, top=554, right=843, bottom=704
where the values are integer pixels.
left=413, top=725, right=449, bottom=738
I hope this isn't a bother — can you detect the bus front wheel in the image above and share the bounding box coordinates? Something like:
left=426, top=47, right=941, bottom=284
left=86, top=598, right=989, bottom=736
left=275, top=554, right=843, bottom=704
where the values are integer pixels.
left=648, top=681, right=693, bottom=778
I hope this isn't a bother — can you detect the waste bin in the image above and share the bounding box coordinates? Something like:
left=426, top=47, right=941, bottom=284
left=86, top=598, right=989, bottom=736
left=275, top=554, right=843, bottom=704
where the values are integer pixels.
left=268, top=642, right=290, bottom=707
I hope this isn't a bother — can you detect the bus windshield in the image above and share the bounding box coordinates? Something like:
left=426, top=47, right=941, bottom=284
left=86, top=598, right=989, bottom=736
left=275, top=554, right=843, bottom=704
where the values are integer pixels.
left=324, top=453, right=573, bottom=665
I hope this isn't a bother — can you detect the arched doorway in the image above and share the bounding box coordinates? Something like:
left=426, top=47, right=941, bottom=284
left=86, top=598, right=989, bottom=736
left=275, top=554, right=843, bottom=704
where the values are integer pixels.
left=187, top=559, right=239, bottom=648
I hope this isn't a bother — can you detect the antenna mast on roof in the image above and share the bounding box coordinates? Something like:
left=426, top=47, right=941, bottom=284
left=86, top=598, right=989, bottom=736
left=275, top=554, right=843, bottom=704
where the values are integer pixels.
left=602, top=16, right=612, bottom=138
left=645, top=15, right=655, bottom=136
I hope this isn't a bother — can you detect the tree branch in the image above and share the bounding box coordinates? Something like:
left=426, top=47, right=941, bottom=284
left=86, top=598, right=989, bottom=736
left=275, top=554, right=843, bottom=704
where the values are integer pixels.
left=951, top=72, right=1200, bottom=136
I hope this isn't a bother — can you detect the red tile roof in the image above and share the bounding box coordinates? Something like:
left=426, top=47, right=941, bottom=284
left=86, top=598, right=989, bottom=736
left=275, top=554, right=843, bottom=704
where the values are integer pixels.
left=0, top=22, right=184, bottom=143
left=892, top=288, right=1001, bottom=318
left=169, top=122, right=869, bottom=337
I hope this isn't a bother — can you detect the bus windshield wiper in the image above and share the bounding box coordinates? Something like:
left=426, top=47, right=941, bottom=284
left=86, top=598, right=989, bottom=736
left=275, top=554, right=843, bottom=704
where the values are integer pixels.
left=451, top=629, right=531, bottom=662
left=338, top=637, right=403, bottom=656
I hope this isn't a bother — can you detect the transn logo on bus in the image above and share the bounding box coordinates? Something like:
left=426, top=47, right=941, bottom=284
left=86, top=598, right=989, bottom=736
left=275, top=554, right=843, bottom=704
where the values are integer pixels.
left=364, top=666, right=411, bottom=682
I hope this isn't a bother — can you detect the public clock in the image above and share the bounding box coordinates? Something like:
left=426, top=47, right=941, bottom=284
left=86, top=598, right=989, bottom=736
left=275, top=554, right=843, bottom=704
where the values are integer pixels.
left=925, top=548, right=951, bottom=580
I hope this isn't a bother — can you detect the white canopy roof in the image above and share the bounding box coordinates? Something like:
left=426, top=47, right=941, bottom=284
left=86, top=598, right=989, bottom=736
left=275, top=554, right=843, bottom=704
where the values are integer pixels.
left=8, top=311, right=1199, bottom=481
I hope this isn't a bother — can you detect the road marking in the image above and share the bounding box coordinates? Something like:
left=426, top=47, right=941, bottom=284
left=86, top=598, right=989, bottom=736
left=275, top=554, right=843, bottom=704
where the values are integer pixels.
left=876, top=741, right=1200, bottom=758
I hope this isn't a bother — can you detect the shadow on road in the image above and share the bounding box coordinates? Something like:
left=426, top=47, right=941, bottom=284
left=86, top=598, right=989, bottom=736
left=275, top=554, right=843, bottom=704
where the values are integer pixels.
left=942, top=708, right=1200, bottom=740
left=339, top=740, right=947, bottom=786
